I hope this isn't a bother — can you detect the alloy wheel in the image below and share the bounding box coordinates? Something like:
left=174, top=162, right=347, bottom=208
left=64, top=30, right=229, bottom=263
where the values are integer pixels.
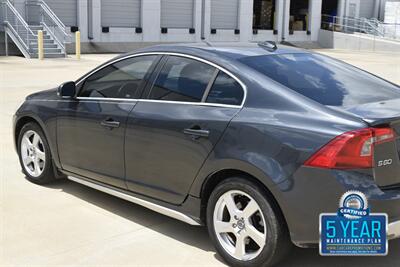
left=213, top=190, right=267, bottom=261
left=20, top=130, right=46, bottom=177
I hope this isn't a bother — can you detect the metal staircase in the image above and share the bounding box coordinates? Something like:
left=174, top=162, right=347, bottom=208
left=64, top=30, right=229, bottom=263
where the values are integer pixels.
left=2, top=0, right=71, bottom=58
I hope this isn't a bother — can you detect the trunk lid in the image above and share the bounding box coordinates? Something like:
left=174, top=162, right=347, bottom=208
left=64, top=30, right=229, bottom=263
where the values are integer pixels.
left=342, top=98, right=400, bottom=126
left=337, top=98, right=400, bottom=187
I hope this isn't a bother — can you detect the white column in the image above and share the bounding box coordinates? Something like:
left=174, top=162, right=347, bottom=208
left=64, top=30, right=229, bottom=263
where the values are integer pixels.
left=282, top=0, right=291, bottom=41
left=338, top=0, right=346, bottom=17
left=142, top=0, right=161, bottom=42
left=77, top=0, right=88, bottom=42
left=194, top=0, right=202, bottom=42
left=91, top=0, right=101, bottom=42
left=309, top=0, right=322, bottom=41
left=275, top=0, right=284, bottom=41
left=239, top=0, right=253, bottom=42
left=202, top=0, right=211, bottom=40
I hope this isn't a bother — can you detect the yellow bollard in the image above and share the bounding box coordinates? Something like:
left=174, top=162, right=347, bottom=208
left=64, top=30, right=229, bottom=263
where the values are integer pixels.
left=37, top=30, right=44, bottom=60
left=75, top=31, right=81, bottom=60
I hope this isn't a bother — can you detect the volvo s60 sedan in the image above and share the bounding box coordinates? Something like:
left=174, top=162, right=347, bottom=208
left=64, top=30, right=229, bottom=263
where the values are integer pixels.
left=13, top=43, right=400, bottom=266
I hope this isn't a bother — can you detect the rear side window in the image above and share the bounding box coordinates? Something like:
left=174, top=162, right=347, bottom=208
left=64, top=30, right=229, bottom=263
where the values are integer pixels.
left=148, top=56, right=216, bottom=102
left=239, top=53, right=400, bottom=107
left=206, top=72, right=244, bottom=106
left=80, top=55, right=158, bottom=99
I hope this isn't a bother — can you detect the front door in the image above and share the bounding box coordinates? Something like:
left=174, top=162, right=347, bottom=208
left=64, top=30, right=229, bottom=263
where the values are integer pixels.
left=57, top=55, right=159, bottom=188
left=125, top=55, right=245, bottom=204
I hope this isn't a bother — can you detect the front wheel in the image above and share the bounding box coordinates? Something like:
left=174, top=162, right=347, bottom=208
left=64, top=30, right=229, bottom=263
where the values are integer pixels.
left=206, top=178, right=291, bottom=267
left=18, top=122, right=56, bottom=184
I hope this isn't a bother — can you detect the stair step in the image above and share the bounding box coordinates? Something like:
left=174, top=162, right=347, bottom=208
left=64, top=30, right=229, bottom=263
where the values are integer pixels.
left=29, top=25, right=44, bottom=30
left=30, top=39, right=56, bottom=44
left=28, top=35, right=52, bottom=40
left=30, top=48, right=62, bottom=53
left=30, top=43, right=59, bottom=49
left=31, top=31, right=48, bottom=35
left=30, top=53, right=66, bottom=58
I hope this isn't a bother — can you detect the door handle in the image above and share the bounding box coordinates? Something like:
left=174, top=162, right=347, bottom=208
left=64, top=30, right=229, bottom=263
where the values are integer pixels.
left=183, top=127, right=210, bottom=138
left=100, top=118, right=120, bottom=129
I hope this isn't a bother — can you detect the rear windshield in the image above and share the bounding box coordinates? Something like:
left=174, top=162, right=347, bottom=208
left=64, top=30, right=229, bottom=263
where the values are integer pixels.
left=239, top=53, right=400, bottom=107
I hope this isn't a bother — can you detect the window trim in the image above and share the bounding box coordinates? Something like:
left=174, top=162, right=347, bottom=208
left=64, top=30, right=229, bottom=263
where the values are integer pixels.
left=76, top=52, right=247, bottom=109
left=145, top=55, right=218, bottom=103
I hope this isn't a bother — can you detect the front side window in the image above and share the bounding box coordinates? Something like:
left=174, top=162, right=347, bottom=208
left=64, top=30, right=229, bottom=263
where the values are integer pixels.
left=148, top=56, right=216, bottom=102
left=80, top=55, right=158, bottom=99
left=206, top=72, right=244, bottom=106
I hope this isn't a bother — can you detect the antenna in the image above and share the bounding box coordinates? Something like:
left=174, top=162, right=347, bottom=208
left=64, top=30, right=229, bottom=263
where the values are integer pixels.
left=258, top=41, right=277, bottom=52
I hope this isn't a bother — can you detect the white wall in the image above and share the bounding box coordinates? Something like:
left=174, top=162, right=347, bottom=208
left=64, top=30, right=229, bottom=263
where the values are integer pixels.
left=318, top=28, right=400, bottom=52
left=7, top=0, right=328, bottom=47
left=88, top=0, right=201, bottom=43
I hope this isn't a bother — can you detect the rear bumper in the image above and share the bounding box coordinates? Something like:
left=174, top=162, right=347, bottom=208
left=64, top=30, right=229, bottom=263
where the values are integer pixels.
left=388, top=220, right=400, bottom=240
left=276, top=167, right=400, bottom=246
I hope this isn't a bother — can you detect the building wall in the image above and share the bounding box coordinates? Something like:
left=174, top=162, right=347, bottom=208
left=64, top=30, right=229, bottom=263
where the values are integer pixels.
left=10, top=0, right=392, bottom=53
left=318, top=28, right=400, bottom=52
left=81, top=0, right=324, bottom=44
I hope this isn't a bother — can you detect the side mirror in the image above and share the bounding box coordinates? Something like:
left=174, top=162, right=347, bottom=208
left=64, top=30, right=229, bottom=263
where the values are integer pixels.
left=58, top=81, right=76, bottom=99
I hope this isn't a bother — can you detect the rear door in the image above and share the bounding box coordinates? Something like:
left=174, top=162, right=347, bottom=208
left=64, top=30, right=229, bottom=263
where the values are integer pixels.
left=124, top=55, right=245, bottom=204
left=57, top=55, right=159, bottom=188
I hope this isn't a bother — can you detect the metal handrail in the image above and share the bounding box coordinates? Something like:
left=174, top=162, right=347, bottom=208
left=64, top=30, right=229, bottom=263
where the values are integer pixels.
left=4, top=21, right=30, bottom=51
left=29, top=0, right=69, bottom=37
left=2, top=0, right=37, bottom=51
left=3, top=0, right=36, bottom=35
left=321, top=14, right=399, bottom=42
left=41, top=21, right=64, bottom=50
left=25, top=0, right=71, bottom=53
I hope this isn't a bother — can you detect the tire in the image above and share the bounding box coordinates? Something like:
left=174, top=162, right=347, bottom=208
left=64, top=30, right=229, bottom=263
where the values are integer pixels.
left=17, top=122, right=56, bottom=184
left=206, top=177, right=292, bottom=267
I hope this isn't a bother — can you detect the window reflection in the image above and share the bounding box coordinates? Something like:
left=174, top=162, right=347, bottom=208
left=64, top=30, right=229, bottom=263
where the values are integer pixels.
left=240, top=53, right=400, bottom=107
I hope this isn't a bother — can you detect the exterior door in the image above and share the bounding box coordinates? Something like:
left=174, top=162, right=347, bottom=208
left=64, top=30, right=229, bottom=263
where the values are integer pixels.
left=125, top=55, right=245, bottom=204
left=101, top=0, right=141, bottom=28
left=57, top=55, right=159, bottom=188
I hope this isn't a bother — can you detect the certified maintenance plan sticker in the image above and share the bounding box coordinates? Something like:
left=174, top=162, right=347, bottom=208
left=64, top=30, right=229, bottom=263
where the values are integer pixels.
left=320, top=191, right=388, bottom=256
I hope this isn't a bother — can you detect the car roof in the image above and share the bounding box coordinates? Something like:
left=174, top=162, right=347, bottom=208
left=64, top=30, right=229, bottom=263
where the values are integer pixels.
left=131, top=42, right=308, bottom=61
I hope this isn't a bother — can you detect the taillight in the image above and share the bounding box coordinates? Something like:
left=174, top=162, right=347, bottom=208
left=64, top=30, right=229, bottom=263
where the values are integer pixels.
left=304, top=127, right=395, bottom=169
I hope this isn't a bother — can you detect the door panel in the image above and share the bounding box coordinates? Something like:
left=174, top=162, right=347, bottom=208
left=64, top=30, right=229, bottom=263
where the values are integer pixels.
left=56, top=55, right=159, bottom=188
left=57, top=100, right=135, bottom=188
left=125, top=102, right=239, bottom=204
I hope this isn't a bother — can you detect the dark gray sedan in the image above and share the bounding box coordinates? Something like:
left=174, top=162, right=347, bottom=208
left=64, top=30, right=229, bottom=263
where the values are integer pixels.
left=13, top=43, right=400, bottom=267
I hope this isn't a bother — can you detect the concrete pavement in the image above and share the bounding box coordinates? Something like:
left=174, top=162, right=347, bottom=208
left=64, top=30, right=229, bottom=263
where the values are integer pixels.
left=1, top=50, right=399, bottom=266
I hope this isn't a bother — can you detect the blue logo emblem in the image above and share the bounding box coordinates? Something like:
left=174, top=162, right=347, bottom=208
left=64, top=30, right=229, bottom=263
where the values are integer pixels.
left=320, top=191, right=388, bottom=256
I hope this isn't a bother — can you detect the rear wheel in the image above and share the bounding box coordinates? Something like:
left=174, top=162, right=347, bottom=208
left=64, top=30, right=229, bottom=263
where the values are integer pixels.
left=206, top=177, right=291, bottom=267
left=18, top=122, right=56, bottom=184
